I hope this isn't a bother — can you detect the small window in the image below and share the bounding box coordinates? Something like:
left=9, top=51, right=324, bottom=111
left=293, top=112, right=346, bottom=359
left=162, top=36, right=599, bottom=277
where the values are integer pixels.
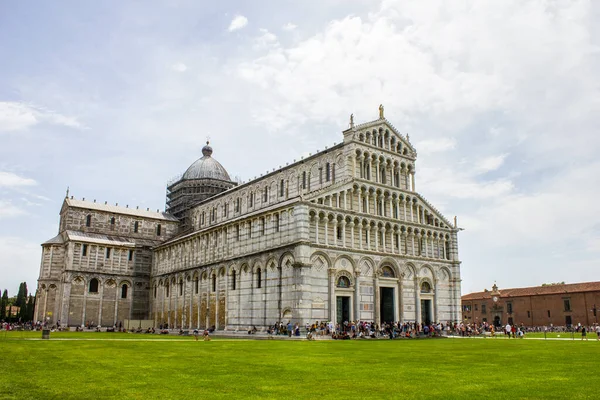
left=212, top=275, right=216, bottom=292
left=274, top=213, right=280, bottom=232
left=249, top=193, right=254, bottom=207
left=128, top=250, right=134, bottom=261
left=134, top=221, right=139, bottom=233
left=86, top=214, right=92, bottom=227
left=110, top=217, right=115, bottom=229
left=248, top=221, right=252, bottom=238
left=326, top=163, right=331, bottom=181
left=527, top=310, right=531, bottom=318
left=153, top=285, right=157, bottom=298
left=336, top=226, right=342, bottom=240
left=547, top=310, right=551, bottom=318
left=507, top=303, right=513, bottom=314
left=121, top=284, right=128, bottom=299
left=263, top=187, right=268, bottom=202
left=236, top=225, right=240, bottom=241
left=337, top=276, right=350, bottom=288
left=563, top=299, right=571, bottom=312
left=319, top=168, right=323, bottom=184
left=179, top=281, right=183, bottom=296
left=194, top=277, right=199, bottom=294
left=302, top=171, right=306, bottom=189
left=106, top=247, right=111, bottom=259
left=165, top=285, right=169, bottom=297
left=232, top=271, right=236, bottom=291
left=156, top=224, right=162, bottom=236
left=481, top=304, right=487, bottom=314
left=224, top=203, right=229, bottom=217
left=257, top=269, right=262, bottom=288
left=89, top=278, right=99, bottom=293
left=82, top=244, right=88, bottom=257
left=261, top=217, right=265, bottom=235
left=280, top=179, right=284, bottom=197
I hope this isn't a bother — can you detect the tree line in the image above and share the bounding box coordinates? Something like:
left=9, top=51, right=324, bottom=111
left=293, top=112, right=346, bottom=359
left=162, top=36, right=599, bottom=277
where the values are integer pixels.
left=0, top=282, right=36, bottom=323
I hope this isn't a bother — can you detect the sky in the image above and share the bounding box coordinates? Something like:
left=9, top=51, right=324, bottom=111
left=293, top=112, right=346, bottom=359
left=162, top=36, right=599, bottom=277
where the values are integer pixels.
left=1, top=0, right=599, bottom=297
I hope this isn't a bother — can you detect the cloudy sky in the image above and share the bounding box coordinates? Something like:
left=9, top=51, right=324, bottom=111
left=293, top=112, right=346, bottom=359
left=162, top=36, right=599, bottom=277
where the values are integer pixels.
left=1, top=0, right=599, bottom=297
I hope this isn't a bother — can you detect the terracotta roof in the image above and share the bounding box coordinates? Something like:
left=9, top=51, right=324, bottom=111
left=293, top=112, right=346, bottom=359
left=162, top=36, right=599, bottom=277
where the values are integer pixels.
left=462, top=281, right=600, bottom=301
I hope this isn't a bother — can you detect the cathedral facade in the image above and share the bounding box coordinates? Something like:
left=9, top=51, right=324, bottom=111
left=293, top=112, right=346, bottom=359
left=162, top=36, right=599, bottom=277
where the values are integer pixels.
left=35, top=111, right=462, bottom=329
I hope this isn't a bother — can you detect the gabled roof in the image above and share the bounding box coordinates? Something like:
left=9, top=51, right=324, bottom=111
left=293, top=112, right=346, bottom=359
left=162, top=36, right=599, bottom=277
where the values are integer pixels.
left=347, top=117, right=416, bottom=155
left=462, top=281, right=600, bottom=300
left=64, top=230, right=137, bottom=247
left=42, top=233, right=65, bottom=245
left=63, top=198, right=178, bottom=221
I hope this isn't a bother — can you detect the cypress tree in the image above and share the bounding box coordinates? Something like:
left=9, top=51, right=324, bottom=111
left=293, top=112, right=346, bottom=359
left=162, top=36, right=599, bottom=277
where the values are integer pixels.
left=15, top=282, right=27, bottom=308
left=0, top=289, right=6, bottom=320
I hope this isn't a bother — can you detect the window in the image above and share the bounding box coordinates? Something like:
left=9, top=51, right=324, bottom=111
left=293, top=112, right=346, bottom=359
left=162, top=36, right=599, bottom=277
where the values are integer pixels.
left=110, top=217, right=115, bottom=228
left=274, top=213, right=280, bottom=232
left=231, top=271, right=236, bottom=291
left=201, top=212, right=205, bottom=225
left=224, top=203, right=229, bottom=217
left=194, top=277, right=199, bottom=294
left=332, top=164, right=335, bottom=182
left=106, top=247, right=111, bottom=259
left=507, top=303, right=513, bottom=314
left=249, top=193, right=254, bottom=207
left=121, top=284, right=128, bottom=299
left=235, top=198, right=240, bottom=213
left=280, top=179, right=284, bottom=197
left=261, top=217, right=265, bottom=235
left=248, top=221, right=252, bottom=238
left=89, top=278, right=99, bottom=293
left=302, top=171, right=306, bottom=189
left=86, top=214, right=92, bottom=227
left=134, top=221, right=139, bottom=233
left=128, top=250, right=134, bottom=261
left=179, top=281, right=183, bottom=296
left=563, top=299, right=571, bottom=312
left=319, top=168, right=323, bottom=184
left=547, top=310, right=551, bottom=318
left=236, top=224, right=240, bottom=241
left=527, top=311, right=531, bottom=318
left=462, top=305, right=471, bottom=312
left=481, top=304, right=487, bottom=314
left=474, top=304, right=478, bottom=311
left=336, top=226, right=342, bottom=240
left=82, top=244, right=88, bottom=257
left=212, top=275, right=216, bottom=292
left=326, top=163, right=331, bottom=181
left=156, top=224, right=162, bottom=236
left=165, top=285, right=169, bottom=297
left=153, top=285, right=157, bottom=298
left=257, top=269, right=262, bottom=288
left=263, top=187, right=268, bottom=202
left=337, top=276, right=350, bottom=288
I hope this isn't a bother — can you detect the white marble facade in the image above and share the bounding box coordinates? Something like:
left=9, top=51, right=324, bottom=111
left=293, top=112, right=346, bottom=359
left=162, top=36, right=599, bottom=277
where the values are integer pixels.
left=35, top=111, right=462, bottom=329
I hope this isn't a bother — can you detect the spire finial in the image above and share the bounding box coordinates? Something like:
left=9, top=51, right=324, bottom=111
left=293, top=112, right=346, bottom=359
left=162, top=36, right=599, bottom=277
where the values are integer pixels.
left=66, top=186, right=70, bottom=198
left=349, top=113, right=354, bottom=128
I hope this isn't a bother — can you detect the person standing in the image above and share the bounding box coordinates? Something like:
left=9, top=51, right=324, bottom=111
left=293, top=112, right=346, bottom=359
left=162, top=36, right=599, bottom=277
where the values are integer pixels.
left=581, top=326, right=587, bottom=341
left=505, top=323, right=511, bottom=338
left=596, top=324, right=600, bottom=341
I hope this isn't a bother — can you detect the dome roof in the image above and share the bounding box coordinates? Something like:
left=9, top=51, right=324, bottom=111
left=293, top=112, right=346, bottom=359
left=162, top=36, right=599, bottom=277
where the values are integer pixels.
left=182, top=143, right=232, bottom=182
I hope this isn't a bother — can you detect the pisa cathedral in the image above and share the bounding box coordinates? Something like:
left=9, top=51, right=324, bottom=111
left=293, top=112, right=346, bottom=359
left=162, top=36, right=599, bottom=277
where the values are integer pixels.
left=34, top=108, right=462, bottom=330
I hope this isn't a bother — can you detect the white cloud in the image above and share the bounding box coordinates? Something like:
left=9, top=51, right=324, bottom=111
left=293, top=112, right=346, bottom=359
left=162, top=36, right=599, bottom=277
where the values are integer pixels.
left=414, top=137, right=456, bottom=155
left=171, top=63, right=188, bottom=72
left=228, top=15, right=248, bottom=32
left=254, top=29, right=279, bottom=50
left=0, top=101, right=84, bottom=132
left=0, top=172, right=37, bottom=188
left=0, top=201, right=27, bottom=219
left=282, top=22, right=297, bottom=31
left=475, top=154, right=508, bottom=173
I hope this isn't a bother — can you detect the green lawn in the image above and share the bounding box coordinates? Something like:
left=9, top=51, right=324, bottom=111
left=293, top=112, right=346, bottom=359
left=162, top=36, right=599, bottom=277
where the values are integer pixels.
left=1, top=332, right=598, bottom=399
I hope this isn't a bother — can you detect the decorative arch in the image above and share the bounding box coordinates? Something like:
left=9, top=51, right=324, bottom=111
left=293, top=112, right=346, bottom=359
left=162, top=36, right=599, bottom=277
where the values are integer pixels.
left=279, top=252, right=295, bottom=269
left=420, top=279, right=433, bottom=294
left=333, top=255, right=355, bottom=271
left=335, top=270, right=354, bottom=287
left=310, top=251, right=331, bottom=272
left=402, top=263, right=417, bottom=279
left=419, top=264, right=435, bottom=279
left=438, top=266, right=452, bottom=282
left=358, top=257, right=375, bottom=277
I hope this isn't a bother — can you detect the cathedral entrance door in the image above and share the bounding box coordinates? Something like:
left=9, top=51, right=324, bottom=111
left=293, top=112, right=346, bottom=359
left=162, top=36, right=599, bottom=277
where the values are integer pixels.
left=336, top=296, right=350, bottom=326
left=420, top=299, right=432, bottom=325
left=380, top=287, right=395, bottom=323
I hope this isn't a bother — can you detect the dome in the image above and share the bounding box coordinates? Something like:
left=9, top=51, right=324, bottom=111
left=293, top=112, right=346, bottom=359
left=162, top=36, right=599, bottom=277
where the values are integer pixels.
left=182, top=142, right=232, bottom=181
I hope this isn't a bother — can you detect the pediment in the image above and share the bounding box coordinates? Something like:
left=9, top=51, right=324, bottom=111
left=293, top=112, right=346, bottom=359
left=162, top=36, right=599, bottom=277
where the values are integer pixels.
left=345, top=118, right=416, bottom=157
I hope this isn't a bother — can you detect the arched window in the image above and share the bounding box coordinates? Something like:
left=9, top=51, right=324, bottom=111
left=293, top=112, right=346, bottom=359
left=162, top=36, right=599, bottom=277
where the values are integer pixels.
left=110, top=217, right=116, bottom=230
left=231, top=271, right=236, bottom=291
left=89, top=278, right=99, bottom=293
left=153, top=285, right=157, bottom=298
left=156, top=224, right=162, bottom=236
left=86, top=214, right=92, bottom=227
left=165, top=284, right=169, bottom=297
left=121, top=284, right=128, bottom=299
left=179, top=280, right=183, bottom=295
left=421, top=282, right=432, bottom=293
left=337, top=276, right=350, bottom=288
left=274, top=213, right=280, bottom=232
left=212, top=275, right=216, bottom=292
left=194, top=277, right=199, bottom=294
left=256, top=268, right=262, bottom=288
left=134, top=221, right=139, bottom=233
left=381, top=266, right=395, bottom=278
left=325, top=163, right=331, bottom=181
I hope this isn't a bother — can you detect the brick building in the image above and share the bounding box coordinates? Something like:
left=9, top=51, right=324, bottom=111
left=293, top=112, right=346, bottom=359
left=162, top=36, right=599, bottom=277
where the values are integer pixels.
left=462, top=282, right=600, bottom=328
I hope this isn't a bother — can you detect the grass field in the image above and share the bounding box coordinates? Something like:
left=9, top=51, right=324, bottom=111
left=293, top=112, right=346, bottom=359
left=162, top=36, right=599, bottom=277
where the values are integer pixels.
left=1, top=332, right=598, bottom=399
